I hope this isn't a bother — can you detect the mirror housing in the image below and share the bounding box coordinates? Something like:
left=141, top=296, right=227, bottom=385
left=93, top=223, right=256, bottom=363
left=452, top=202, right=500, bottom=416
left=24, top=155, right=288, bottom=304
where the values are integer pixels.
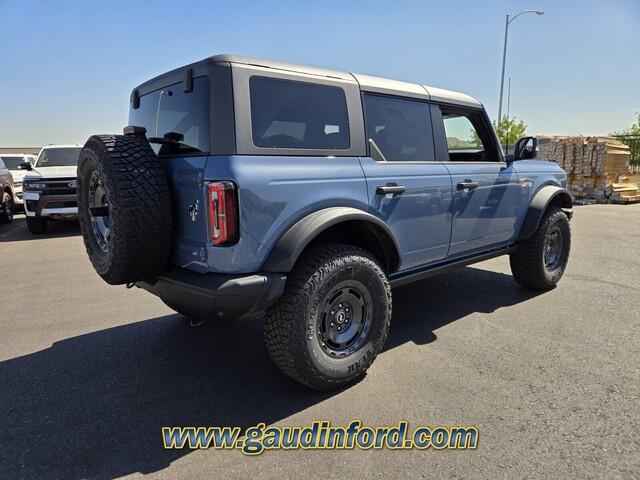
left=19, top=161, right=33, bottom=171
left=513, top=136, right=537, bottom=161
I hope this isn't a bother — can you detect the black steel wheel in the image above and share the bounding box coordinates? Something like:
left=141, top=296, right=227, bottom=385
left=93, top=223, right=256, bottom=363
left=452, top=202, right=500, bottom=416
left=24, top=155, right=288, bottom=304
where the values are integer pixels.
left=265, top=243, right=392, bottom=391
left=317, top=281, right=373, bottom=357
left=88, top=170, right=110, bottom=253
left=510, top=206, right=571, bottom=290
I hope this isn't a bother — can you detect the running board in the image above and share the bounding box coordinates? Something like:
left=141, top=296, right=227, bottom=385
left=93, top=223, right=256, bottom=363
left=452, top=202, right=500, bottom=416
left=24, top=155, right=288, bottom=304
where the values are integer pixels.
left=389, top=246, right=517, bottom=288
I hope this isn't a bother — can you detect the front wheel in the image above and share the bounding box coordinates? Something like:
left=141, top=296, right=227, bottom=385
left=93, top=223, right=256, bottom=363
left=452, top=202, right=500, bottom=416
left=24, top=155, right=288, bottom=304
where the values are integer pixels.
left=510, top=206, right=571, bottom=290
left=26, top=216, right=47, bottom=234
left=264, top=243, right=392, bottom=391
left=0, top=193, right=14, bottom=224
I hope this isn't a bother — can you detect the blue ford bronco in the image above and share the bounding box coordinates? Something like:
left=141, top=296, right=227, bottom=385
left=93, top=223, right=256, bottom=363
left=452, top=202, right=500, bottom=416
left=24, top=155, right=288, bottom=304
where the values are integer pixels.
left=77, top=55, right=572, bottom=390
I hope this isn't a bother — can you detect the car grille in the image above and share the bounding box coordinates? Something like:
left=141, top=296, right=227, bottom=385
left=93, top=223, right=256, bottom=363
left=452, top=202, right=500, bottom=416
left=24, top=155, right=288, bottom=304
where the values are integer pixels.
left=28, top=177, right=77, bottom=195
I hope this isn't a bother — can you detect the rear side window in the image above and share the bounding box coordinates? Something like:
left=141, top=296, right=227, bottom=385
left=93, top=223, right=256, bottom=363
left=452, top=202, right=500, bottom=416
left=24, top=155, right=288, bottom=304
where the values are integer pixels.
left=129, top=76, right=210, bottom=155
left=249, top=76, right=350, bottom=150
left=363, top=94, right=434, bottom=161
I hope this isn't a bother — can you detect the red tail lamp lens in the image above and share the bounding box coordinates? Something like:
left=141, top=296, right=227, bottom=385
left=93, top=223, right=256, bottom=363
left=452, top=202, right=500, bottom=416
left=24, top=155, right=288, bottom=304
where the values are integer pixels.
left=207, top=181, right=238, bottom=245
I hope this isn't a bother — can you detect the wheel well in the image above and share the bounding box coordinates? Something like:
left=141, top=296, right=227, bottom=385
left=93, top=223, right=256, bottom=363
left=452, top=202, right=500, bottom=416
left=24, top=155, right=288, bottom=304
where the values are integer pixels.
left=306, top=220, right=400, bottom=273
left=549, top=191, right=572, bottom=209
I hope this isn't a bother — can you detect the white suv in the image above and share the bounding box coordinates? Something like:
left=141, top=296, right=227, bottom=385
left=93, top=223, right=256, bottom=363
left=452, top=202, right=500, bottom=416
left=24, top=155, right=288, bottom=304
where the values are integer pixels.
left=22, top=145, right=82, bottom=234
left=0, top=153, right=36, bottom=208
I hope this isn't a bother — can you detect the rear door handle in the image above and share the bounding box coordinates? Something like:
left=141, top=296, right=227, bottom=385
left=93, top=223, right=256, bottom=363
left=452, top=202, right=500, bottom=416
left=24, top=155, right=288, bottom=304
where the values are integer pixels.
left=457, top=180, right=479, bottom=191
left=376, top=185, right=406, bottom=195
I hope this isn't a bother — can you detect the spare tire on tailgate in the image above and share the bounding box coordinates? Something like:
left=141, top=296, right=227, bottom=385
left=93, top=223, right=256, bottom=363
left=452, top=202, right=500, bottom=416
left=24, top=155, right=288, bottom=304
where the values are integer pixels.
left=77, top=131, right=173, bottom=285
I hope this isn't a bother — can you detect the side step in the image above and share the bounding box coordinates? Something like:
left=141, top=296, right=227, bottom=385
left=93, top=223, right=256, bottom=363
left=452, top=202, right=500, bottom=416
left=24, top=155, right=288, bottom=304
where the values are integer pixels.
left=389, top=246, right=517, bottom=288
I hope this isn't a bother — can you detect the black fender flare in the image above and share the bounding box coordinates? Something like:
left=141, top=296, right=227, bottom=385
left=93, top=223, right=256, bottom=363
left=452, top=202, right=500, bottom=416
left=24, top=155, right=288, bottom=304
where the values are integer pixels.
left=517, top=185, right=572, bottom=241
left=262, top=207, right=401, bottom=273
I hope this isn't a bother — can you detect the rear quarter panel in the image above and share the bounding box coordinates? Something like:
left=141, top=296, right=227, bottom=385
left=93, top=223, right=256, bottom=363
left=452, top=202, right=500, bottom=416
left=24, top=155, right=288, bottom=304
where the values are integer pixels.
left=201, top=155, right=369, bottom=273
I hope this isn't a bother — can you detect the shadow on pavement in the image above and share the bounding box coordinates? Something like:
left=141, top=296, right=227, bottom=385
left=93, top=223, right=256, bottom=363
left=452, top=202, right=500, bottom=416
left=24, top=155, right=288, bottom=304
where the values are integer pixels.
left=0, top=215, right=80, bottom=242
left=0, top=267, right=541, bottom=479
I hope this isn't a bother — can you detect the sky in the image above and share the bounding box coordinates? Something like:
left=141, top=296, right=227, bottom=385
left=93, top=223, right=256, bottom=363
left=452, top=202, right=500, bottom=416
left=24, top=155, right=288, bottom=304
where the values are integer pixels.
left=0, top=0, right=638, bottom=147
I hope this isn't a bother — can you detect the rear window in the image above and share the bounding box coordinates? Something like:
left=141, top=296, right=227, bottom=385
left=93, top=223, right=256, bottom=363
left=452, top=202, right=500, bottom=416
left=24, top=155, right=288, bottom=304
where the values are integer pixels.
left=249, top=76, right=349, bottom=150
left=129, top=76, right=210, bottom=155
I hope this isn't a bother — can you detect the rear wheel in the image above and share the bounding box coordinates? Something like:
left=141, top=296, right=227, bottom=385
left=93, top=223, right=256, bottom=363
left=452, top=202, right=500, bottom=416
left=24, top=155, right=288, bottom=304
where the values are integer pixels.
left=26, top=216, right=47, bottom=233
left=264, top=243, right=392, bottom=390
left=510, top=206, right=571, bottom=290
left=0, top=193, right=14, bottom=224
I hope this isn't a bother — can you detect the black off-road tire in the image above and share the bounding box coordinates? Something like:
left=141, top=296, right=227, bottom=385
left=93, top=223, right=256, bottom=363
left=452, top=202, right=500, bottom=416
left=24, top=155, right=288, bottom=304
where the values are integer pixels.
left=26, top=216, right=47, bottom=233
left=77, top=135, right=172, bottom=285
left=0, top=193, right=14, bottom=224
left=510, top=206, right=571, bottom=290
left=264, top=243, right=392, bottom=391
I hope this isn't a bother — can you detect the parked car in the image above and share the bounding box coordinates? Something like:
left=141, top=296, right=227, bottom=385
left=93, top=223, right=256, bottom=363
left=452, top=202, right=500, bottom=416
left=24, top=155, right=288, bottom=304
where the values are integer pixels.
left=22, top=145, right=82, bottom=234
left=77, top=55, right=572, bottom=390
left=0, top=157, right=16, bottom=223
left=0, top=154, right=36, bottom=209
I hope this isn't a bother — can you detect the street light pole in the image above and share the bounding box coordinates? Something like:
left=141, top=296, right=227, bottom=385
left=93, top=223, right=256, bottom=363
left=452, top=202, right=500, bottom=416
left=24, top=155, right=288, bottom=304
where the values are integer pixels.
left=497, top=14, right=510, bottom=127
left=497, top=10, right=544, bottom=147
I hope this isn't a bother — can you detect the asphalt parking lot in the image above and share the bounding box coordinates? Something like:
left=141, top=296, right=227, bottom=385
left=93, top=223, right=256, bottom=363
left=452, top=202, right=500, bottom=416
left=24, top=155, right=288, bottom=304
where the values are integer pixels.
left=1, top=205, right=638, bottom=480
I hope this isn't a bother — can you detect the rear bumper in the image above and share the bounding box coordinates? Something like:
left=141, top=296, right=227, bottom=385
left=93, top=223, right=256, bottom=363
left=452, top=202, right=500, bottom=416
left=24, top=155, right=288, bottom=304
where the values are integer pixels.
left=136, top=269, right=287, bottom=320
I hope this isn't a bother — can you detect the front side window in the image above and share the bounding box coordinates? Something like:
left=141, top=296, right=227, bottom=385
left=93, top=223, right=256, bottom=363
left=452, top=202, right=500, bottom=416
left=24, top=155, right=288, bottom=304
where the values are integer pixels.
left=441, top=108, right=499, bottom=162
left=363, top=94, right=434, bottom=162
left=35, top=148, right=82, bottom=167
left=250, top=76, right=350, bottom=150
left=129, top=76, right=210, bottom=155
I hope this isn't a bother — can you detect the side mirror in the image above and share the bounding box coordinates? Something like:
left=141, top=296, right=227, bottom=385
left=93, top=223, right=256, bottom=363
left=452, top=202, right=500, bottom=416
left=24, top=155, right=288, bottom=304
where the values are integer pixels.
left=19, top=162, right=33, bottom=171
left=513, top=136, right=537, bottom=161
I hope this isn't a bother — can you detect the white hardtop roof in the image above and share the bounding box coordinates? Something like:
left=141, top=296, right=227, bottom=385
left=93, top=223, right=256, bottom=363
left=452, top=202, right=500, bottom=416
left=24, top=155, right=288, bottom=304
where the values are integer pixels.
left=210, top=54, right=482, bottom=108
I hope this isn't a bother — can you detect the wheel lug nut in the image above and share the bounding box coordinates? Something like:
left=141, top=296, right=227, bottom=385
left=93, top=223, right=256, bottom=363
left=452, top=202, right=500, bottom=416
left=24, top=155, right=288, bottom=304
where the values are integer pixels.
left=331, top=322, right=335, bottom=327
left=345, top=319, right=349, bottom=324
left=338, top=303, right=342, bottom=308
left=345, top=307, right=349, bottom=312
left=337, top=326, right=341, bottom=331
left=330, top=310, right=335, bottom=315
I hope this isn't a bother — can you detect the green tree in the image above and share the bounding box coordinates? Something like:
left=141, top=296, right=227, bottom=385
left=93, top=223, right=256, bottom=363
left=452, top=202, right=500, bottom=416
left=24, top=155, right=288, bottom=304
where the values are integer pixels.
left=494, top=115, right=528, bottom=149
left=471, top=115, right=527, bottom=150
left=610, top=113, right=640, bottom=136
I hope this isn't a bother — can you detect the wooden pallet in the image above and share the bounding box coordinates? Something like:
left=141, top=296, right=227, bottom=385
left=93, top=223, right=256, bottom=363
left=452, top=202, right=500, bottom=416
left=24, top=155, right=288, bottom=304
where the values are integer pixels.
left=610, top=195, right=640, bottom=204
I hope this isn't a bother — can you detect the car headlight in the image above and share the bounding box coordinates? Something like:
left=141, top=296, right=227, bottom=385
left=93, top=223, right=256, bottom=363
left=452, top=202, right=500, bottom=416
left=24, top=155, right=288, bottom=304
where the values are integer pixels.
left=24, top=182, right=47, bottom=190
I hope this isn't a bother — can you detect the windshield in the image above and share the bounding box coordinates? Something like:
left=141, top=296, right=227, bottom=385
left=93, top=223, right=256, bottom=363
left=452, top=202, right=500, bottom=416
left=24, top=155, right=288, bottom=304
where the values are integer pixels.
left=35, top=148, right=82, bottom=167
left=0, top=156, right=30, bottom=169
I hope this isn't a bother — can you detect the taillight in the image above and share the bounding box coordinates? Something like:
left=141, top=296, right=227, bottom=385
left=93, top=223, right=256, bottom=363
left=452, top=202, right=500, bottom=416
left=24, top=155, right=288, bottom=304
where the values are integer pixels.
left=207, top=181, right=238, bottom=245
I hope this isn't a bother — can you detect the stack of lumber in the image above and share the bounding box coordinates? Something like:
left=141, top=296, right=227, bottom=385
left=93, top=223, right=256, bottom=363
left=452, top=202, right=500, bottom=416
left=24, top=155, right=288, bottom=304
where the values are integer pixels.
left=536, top=136, right=634, bottom=202
left=605, top=176, right=640, bottom=204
